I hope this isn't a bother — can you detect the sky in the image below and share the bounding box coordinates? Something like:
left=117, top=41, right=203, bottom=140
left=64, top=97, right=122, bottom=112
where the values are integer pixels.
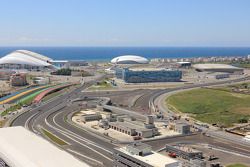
left=0, top=0, right=250, bottom=47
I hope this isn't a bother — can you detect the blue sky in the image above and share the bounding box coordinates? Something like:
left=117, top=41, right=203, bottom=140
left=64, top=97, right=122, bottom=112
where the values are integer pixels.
left=0, top=0, right=250, bottom=46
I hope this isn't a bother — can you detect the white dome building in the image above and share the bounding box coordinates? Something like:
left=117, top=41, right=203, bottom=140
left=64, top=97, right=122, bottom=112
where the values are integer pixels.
left=111, top=55, right=149, bottom=64
left=0, top=50, right=53, bottom=70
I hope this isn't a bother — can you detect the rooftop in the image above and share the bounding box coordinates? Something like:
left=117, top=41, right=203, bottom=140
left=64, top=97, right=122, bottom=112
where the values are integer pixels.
left=126, top=142, right=152, bottom=151
left=0, top=127, right=89, bottom=167
left=128, top=67, right=175, bottom=71
left=117, top=146, right=179, bottom=167
left=177, top=61, right=191, bottom=64
left=193, top=63, right=242, bottom=69
left=0, top=50, right=52, bottom=67
left=81, top=110, right=98, bottom=115
left=109, top=120, right=153, bottom=132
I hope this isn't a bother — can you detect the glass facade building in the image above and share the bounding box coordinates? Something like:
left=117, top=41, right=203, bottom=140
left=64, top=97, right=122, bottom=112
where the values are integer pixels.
left=116, top=68, right=182, bottom=83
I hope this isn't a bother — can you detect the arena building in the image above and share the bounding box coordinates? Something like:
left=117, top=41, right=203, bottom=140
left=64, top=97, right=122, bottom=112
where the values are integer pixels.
left=115, top=67, right=182, bottom=83
left=0, top=50, right=54, bottom=70
left=193, top=64, right=244, bottom=74
left=111, top=55, right=149, bottom=64
left=0, top=127, right=89, bottom=167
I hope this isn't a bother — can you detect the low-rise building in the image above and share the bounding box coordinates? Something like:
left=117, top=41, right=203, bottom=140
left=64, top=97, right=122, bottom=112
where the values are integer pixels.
left=193, top=64, right=244, bottom=74
left=113, top=143, right=180, bottom=167
left=51, top=60, right=88, bottom=68
left=176, top=62, right=192, bottom=68
left=10, top=73, right=27, bottom=86
left=114, top=143, right=180, bottom=167
left=206, top=72, right=230, bottom=80
left=175, top=122, right=191, bottom=135
left=81, top=111, right=102, bottom=122
left=33, top=77, right=50, bottom=85
left=0, top=70, right=15, bottom=80
left=108, top=115, right=158, bottom=138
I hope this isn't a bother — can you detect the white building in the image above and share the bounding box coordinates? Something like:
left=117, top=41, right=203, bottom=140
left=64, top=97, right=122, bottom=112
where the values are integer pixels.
left=0, top=50, right=54, bottom=70
left=33, top=77, right=50, bottom=85
left=193, top=64, right=244, bottom=74
left=0, top=127, right=89, bottom=167
left=113, top=143, right=180, bottom=167
left=111, top=55, right=149, bottom=64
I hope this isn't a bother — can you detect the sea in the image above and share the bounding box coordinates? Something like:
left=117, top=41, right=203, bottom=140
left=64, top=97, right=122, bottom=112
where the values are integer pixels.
left=0, top=47, right=250, bottom=61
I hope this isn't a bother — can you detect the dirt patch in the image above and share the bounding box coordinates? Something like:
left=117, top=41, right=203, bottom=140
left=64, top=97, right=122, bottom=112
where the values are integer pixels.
left=232, top=107, right=250, bottom=115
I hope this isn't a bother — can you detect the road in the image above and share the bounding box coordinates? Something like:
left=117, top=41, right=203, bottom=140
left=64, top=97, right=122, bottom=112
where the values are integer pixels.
left=10, top=75, right=250, bottom=166
left=153, top=77, right=250, bottom=147
left=11, top=77, right=116, bottom=167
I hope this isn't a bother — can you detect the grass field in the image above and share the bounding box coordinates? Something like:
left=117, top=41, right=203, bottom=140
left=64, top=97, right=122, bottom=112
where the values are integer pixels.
left=166, top=88, right=250, bottom=127
left=41, top=128, right=68, bottom=146
left=89, top=80, right=113, bottom=90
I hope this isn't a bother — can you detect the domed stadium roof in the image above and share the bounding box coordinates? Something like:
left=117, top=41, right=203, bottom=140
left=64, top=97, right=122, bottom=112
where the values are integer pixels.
left=111, top=55, right=149, bottom=64
left=0, top=50, right=52, bottom=67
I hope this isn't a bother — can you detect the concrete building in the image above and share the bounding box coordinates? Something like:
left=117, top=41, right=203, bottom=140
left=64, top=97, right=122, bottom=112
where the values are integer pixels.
left=108, top=115, right=158, bottom=138
left=175, top=122, right=191, bottom=135
left=176, top=62, right=191, bottom=68
left=193, top=64, right=244, bottom=74
left=10, top=73, right=27, bottom=86
left=0, top=127, right=89, bottom=167
left=81, top=111, right=102, bottom=122
left=0, top=70, right=15, bottom=80
left=215, top=73, right=230, bottom=79
left=51, top=60, right=88, bottom=68
left=33, top=77, right=50, bottom=85
left=113, top=143, right=180, bottom=167
left=166, top=144, right=203, bottom=160
left=115, top=68, right=182, bottom=83
left=206, top=72, right=230, bottom=80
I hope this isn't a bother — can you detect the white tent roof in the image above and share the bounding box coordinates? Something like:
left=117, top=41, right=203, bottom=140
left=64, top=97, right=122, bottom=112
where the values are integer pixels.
left=0, top=50, right=52, bottom=67
left=111, top=55, right=149, bottom=64
left=0, top=127, right=89, bottom=167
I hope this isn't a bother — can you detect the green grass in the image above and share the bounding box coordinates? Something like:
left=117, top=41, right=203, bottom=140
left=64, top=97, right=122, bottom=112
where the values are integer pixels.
left=232, top=61, right=250, bottom=68
left=89, top=80, right=113, bottom=90
left=166, top=88, right=250, bottom=127
left=42, top=90, right=63, bottom=102
left=227, top=163, right=249, bottom=167
left=1, top=86, right=52, bottom=116
left=0, top=120, right=6, bottom=127
left=41, top=128, right=68, bottom=146
left=18, top=88, right=49, bottom=105
left=1, top=103, right=22, bottom=116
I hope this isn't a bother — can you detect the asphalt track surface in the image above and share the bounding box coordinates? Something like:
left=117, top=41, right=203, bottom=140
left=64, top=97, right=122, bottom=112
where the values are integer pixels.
left=12, top=80, right=116, bottom=166
left=11, top=76, right=250, bottom=166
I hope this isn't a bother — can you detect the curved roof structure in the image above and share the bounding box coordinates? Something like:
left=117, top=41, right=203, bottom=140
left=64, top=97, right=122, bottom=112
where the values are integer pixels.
left=0, top=50, right=52, bottom=67
left=111, top=55, right=149, bottom=64
left=0, top=127, right=89, bottom=167
left=193, top=64, right=243, bottom=73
